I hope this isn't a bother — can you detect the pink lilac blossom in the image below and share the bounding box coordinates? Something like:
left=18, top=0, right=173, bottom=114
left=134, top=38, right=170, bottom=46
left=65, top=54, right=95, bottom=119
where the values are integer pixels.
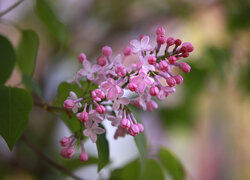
left=60, top=26, right=194, bottom=161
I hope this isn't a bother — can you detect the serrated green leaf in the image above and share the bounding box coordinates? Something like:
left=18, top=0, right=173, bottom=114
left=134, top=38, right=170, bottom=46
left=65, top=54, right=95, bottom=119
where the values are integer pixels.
left=22, top=74, right=42, bottom=97
left=17, top=30, right=39, bottom=76
left=140, top=159, right=165, bottom=180
left=158, top=147, right=186, bottom=180
left=0, top=35, right=16, bottom=85
left=36, top=0, right=68, bottom=44
left=0, top=86, right=33, bottom=150
left=96, top=124, right=110, bottom=172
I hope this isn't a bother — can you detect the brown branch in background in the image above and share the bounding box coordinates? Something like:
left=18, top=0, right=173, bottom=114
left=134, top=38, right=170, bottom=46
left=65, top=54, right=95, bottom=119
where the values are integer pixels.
left=21, top=135, right=83, bottom=180
left=0, top=0, right=24, bottom=17
left=34, top=102, right=65, bottom=111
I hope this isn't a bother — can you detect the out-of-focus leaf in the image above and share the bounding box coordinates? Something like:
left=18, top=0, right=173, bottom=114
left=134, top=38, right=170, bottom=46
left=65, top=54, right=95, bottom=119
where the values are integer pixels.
left=129, top=106, right=147, bottom=170
left=16, top=30, right=39, bottom=76
left=158, top=147, right=186, bottom=180
left=0, top=35, right=16, bottom=85
left=61, top=157, right=98, bottom=171
left=238, top=58, right=250, bottom=95
left=0, top=86, right=33, bottom=150
left=96, top=124, right=110, bottom=172
left=36, top=0, right=68, bottom=44
left=140, top=159, right=164, bottom=180
left=109, top=159, right=141, bottom=180
left=22, top=74, right=42, bottom=97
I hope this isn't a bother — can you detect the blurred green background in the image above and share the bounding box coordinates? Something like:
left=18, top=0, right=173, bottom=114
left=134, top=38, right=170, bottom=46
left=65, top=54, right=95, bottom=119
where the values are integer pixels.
left=0, top=0, right=250, bottom=179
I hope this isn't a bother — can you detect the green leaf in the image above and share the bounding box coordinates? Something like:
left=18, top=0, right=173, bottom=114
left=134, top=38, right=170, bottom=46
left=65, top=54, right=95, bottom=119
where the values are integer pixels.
left=0, top=86, right=33, bottom=150
left=16, top=30, right=39, bottom=76
left=22, top=74, right=42, bottom=97
left=158, top=147, right=186, bottom=180
left=109, top=159, right=141, bottom=180
left=129, top=106, right=147, bottom=170
left=96, top=124, right=110, bottom=172
left=36, top=0, right=68, bottom=44
left=140, top=159, right=165, bottom=180
left=61, top=156, right=98, bottom=171
left=0, top=35, right=16, bottom=85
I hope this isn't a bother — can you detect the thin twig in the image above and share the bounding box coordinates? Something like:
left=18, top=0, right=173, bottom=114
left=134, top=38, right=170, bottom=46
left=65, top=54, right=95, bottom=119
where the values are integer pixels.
left=34, top=102, right=65, bottom=111
left=0, top=0, right=24, bottom=17
left=21, top=135, right=83, bottom=180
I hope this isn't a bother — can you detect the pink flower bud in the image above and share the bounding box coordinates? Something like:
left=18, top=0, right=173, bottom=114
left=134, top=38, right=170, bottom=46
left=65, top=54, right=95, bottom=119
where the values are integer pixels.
left=128, top=83, right=138, bottom=92
left=60, top=137, right=71, bottom=147
left=179, top=62, right=191, bottom=73
left=120, top=118, right=131, bottom=129
left=102, top=46, right=112, bottom=57
left=137, top=123, right=144, bottom=133
left=149, top=86, right=159, bottom=96
left=129, top=124, right=140, bottom=136
left=64, top=99, right=75, bottom=109
left=77, top=111, right=89, bottom=123
left=79, top=151, right=88, bottom=162
left=182, top=52, right=189, bottom=58
left=159, top=60, right=169, bottom=72
left=175, top=39, right=182, bottom=46
left=157, top=35, right=167, bottom=45
left=60, top=147, right=74, bottom=159
left=123, top=46, right=132, bottom=56
left=115, top=66, right=127, bottom=77
left=156, top=27, right=165, bottom=36
left=78, top=53, right=86, bottom=63
left=97, top=56, right=107, bottom=66
left=168, top=56, right=176, bottom=64
left=166, top=77, right=176, bottom=87
left=92, top=89, right=105, bottom=101
left=173, top=74, right=183, bottom=84
left=96, top=105, right=105, bottom=114
left=139, top=34, right=145, bottom=40
left=148, top=56, right=157, bottom=65
left=180, top=42, right=194, bottom=53
left=167, top=37, right=175, bottom=46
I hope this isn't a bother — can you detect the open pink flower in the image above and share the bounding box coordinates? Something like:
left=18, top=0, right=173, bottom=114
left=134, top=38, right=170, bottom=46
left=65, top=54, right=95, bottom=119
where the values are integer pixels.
left=130, top=36, right=152, bottom=54
left=100, top=78, right=123, bottom=100
left=78, top=60, right=101, bottom=81
left=157, top=86, right=175, bottom=100
left=83, top=123, right=105, bottom=143
left=130, top=69, right=154, bottom=93
left=113, top=95, right=130, bottom=110
left=84, top=110, right=104, bottom=128
left=66, top=91, right=82, bottom=113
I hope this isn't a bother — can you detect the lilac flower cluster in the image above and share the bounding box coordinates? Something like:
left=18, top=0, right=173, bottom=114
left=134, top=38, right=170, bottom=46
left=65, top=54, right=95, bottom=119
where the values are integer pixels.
left=60, top=27, right=194, bottom=161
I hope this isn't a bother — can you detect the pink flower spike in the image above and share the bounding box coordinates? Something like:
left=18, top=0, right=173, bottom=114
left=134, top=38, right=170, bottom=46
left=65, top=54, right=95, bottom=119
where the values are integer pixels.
left=60, top=137, right=71, bottom=147
left=156, top=27, right=165, bottom=36
left=97, top=56, right=107, bottom=66
left=123, top=46, right=132, bottom=56
left=96, top=105, right=106, bottom=114
left=115, top=65, right=127, bottom=77
left=64, top=99, right=74, bottom=109
left=129, top=124, right=140, bottom=136
left=102, top=46, right=112, bottom=57
left=157, top=35, right=167, bottom=45
left=137, top=123, right=144, bottom=133
left=166, top=77, right=176, bottom=87
left=79, top=151, right=88, bottom=162
left=159, top=60, right=169, bottom=72
left=130, top=36, right=152, bottom=54
left=148, top=56, right=157, bottom=65
left=83, top=123, right=105, bottom=143
left=179, top=62, right=191, bottom=73
left=174, top=74, right=184, bottom=84
left=120, top=118, right=131, bottom=129
left=168, top=56, right=177, bottom=64
left=100, top=78, right=123, bottom=100
left=149, top=86, right=159, bottom=96
left=128, top=83, right=138, bottom=92
left=167, top=37, right=175, bottom=46
left=60, top=147, right=74, bottom=159
left=78, top=53, right=86, bottom=63
left=175, top=39, right=182, bottom=46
